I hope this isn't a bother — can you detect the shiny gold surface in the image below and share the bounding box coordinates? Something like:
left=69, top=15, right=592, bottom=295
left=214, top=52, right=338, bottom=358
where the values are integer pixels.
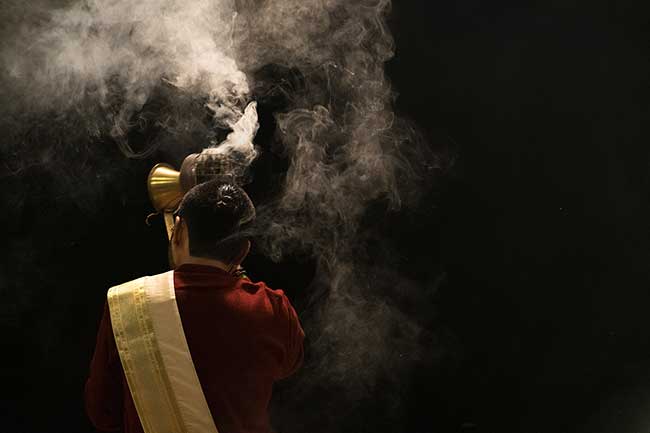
left=147, top=163, right=183, bottom=212
left=163, top=212, right=175, bottom=240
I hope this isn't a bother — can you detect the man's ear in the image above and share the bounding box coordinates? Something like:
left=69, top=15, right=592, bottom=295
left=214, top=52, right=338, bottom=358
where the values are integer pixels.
left=172, top=216, right=184, bottom=245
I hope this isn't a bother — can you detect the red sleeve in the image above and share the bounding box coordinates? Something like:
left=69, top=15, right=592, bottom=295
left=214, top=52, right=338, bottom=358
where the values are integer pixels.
left=278, top=295, right=305, bottom=380
left=84, top=301, right=123, bottom=432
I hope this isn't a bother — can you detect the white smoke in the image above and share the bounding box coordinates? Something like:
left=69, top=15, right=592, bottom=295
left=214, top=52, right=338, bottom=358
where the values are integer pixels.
left=3, top=0, right=253, bottom=156
left=203, top=100, right=258, bottom=164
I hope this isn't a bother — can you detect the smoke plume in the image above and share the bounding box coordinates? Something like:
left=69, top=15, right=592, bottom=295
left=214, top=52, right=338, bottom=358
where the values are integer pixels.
left=1, top=0, right=448, bottom=431
left=2, top=0, right=252, bottom=157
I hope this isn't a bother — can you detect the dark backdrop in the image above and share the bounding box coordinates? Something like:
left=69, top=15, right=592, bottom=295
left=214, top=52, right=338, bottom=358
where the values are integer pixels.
left=3, top=1, right=648, bottom=433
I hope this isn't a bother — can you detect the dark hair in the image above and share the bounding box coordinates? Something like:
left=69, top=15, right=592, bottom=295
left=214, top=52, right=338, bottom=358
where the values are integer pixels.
left=175, top=180, right=256, bottom=262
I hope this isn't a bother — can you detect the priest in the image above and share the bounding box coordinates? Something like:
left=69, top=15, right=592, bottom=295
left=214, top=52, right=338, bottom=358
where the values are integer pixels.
left=85, top=180, right=304, bottom=433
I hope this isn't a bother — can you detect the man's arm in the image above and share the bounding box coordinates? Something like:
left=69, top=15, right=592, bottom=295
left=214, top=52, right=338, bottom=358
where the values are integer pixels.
left=84, top=301, right=123, bottom=432
left=278, top=295, right=305, bottom=379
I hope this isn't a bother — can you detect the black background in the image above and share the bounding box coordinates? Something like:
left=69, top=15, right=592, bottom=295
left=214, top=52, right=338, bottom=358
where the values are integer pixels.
left=3, top=1, right=649, bottom=432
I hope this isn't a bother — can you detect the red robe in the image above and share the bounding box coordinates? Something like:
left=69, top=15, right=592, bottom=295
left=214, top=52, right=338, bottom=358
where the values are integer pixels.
left=85, top=264, right=304, bottom=433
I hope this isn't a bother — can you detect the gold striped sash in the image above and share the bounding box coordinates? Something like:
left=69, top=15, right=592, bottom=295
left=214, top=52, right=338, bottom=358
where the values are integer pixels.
left=108, top=272, right=219, bottom=433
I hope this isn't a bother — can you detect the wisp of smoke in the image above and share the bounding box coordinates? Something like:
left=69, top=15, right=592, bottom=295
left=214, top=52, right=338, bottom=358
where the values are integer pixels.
left=2, top=0, right=253, bottom=157
left=1, top=0, right=447, bottom=431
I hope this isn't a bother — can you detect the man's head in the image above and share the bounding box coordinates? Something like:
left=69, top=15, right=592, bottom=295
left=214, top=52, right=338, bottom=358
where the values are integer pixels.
left=169, top=180, right=256, bottom=270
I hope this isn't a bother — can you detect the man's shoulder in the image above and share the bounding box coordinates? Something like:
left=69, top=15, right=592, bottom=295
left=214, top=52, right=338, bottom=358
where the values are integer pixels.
left=240, top=278, right=288, bottom=300
left=107, top=271, right=171, bottom=295
left=238, top=279, right=297, bottom=315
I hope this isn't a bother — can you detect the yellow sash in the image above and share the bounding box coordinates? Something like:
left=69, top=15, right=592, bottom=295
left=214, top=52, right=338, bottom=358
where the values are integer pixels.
left=107, top=271, right=220, bottom=433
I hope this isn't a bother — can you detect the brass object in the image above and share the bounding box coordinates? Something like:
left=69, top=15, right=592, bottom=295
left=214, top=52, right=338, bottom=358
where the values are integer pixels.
left=146, top=151, right=251, bottom=239
left=163, top=212, right=175, bottom=239
left=147, top=163, right=184, bottom=239
left=147, top=163, right=183, bottom=212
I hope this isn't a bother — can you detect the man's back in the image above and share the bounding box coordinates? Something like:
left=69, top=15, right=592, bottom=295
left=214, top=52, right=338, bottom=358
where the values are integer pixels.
left=85, top=264, right=304, bottom=433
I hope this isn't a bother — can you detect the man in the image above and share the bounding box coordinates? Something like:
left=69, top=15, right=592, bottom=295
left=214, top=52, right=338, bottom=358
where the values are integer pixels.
left=85, top=180, right=304, bottom=433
